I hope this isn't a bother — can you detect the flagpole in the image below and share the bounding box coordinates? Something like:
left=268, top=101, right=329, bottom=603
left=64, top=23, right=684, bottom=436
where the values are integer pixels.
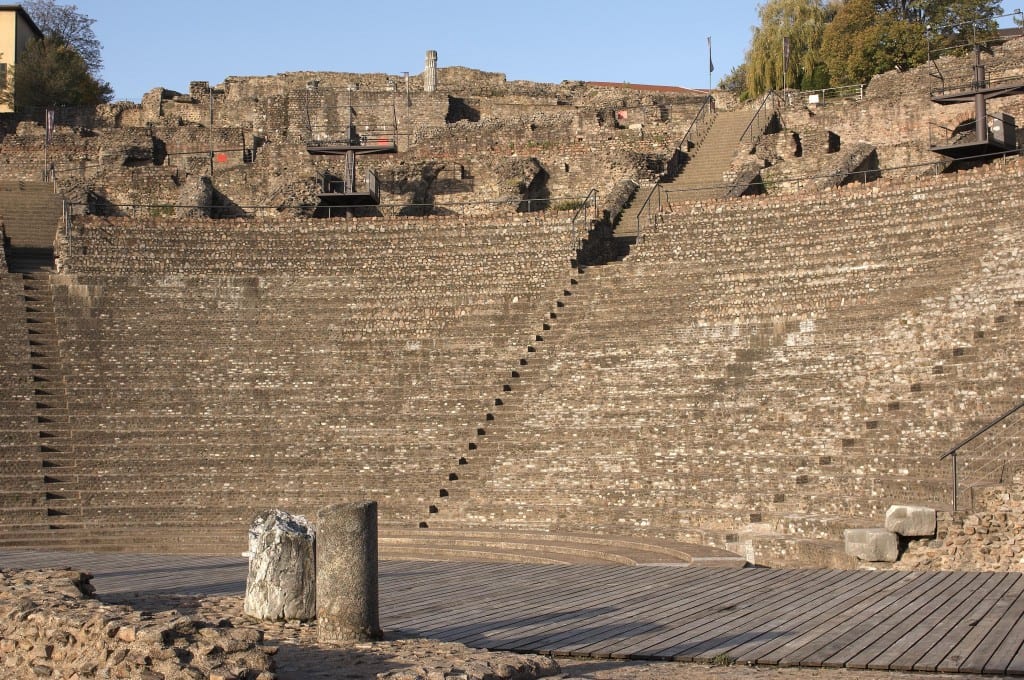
left=707, top=36, right=713, bottom=107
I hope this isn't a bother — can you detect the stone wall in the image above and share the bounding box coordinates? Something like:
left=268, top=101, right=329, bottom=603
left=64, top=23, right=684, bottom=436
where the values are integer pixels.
left=0, top=569, right=274, bottom=679
left=899, top=482, right=1024, bottom=571
left=756, top=36, right=1024, bottom=186
left=0, top=64, right=709, bottom=223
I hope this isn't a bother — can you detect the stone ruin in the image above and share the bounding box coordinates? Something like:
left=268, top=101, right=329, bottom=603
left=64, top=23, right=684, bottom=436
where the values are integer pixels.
left=2, top=43, right=1024, bottom=572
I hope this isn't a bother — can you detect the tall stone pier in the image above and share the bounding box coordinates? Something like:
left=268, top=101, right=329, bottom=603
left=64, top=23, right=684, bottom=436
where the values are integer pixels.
left=316, top=501, right=383, bottom=642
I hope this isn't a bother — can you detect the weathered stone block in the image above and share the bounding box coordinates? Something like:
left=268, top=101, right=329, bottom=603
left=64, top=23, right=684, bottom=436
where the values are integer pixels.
left=844, top=528, right=899, bottom=562
left=885, top=505, right=937, bottom=538
left=243, top=509, right=316, bottom=621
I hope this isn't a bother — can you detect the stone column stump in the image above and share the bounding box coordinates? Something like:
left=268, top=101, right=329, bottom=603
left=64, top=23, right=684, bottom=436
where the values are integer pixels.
left=243, top=509, right=316, bottom=621
left=317, top=501, right=383, bottom=642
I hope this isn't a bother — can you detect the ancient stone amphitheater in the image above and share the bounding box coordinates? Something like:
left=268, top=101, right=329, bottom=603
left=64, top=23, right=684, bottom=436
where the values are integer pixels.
left=4, top=41, right=1024, bottom=571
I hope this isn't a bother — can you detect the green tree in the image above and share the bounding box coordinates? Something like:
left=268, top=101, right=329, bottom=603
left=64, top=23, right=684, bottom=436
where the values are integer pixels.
left=718, top=63, right=748, bottom=95
left=875, top=0, right=1001, bottom=46
left=21, top=0, right=102, bottom=75
left=13, top=36, right=112, bottom=108
left=743, top=0, right=834, bottom=97
left=822, top=0, right=928, bottom=84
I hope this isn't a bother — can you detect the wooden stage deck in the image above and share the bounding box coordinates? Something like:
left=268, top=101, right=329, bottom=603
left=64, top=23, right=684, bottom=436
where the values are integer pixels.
left=3, top=549, right=1024, bottom=675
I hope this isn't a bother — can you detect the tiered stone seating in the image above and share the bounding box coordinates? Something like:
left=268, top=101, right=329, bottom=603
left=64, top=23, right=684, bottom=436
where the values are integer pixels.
left=430, top=159, right=1024, bottom=566
left=0, top=272, right=49, bottom=536
left=37, top=214, right=576, bottom=552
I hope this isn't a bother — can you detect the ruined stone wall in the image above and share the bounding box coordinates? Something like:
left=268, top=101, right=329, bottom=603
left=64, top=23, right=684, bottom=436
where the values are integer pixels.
left=0, top=569, right=274, bottom=679
left=157, top=126, right=250, bottom=170
left=0, top=67, right=707, bottom=222
left=899, top=482, right=1024, bottom=571
left=397, top=116, right=683, bottom=211
left=757, top=127, right=879, bottom=192
left=770, top=37, right=1024, bottom=182
left=88, top=166, right=182, bottom=211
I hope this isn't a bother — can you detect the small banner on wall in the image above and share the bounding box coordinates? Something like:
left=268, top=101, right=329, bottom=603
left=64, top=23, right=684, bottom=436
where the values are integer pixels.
left=45, top=109, right=55, bottom=146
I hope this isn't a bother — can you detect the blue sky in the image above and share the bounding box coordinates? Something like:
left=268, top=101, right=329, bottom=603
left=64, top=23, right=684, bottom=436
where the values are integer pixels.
left=69, top=1, right=761, bottom=102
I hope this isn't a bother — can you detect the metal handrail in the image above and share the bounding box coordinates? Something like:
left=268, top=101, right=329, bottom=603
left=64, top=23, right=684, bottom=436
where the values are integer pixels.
left=940, top=399, right=1024, bottom=511
left=570, top=188, right=598, bottom=225
left=795, top=84, right=866, bottom=105
left=741, top=91, right=782, bottom=148
left=569, top=188, right=598, bottom=253
left=650, top=144, right=1020, bottom=204
left=931, top=72, right=1024, bottom=98
left=680, top=95, right=715, bottom=152
left=928, top=111, right=1019, bottom=149
left=634, top=183, right=663, bottom=238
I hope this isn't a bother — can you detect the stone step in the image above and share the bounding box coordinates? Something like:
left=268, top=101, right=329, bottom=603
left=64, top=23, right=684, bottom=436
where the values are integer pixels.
left=727, top=532, right=857, bottom=569
left=380, top=528, right=746, bottom=567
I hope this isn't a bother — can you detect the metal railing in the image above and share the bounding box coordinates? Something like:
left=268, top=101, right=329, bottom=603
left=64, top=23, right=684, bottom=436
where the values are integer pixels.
left=928, top=111, right=1019, bottom=149
left=570, top=189, right=598, bottom=224
left=741, top=91, right=783, bottom=149
left=651, top=145, right=1020, bottom=204
left=569, top=189, right=599, bottom=254
left=60, top=193, right=599, bottom=268
left=680, top=96, right=716, bottom=153
left=792, top=84, right=866, bottom=106
left=632, top=100, right=718, bottom=239
left=613, top=145, right=1022, bottom=245
left=929, top=73, right=1024, bottom=98
left=633, top=183, right=665, bottom=238
left=941, top=400, right=1024, bottom=512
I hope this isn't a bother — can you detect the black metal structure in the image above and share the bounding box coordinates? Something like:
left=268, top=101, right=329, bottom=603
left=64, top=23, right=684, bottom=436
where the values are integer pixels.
left=304, top=85, right=398, bottom=209
left=930, top=35, right=1024, bottom=159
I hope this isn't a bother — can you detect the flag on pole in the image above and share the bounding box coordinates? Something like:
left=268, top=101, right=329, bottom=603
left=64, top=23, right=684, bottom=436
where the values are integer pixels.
left=708, top=36, right=714, bottom=73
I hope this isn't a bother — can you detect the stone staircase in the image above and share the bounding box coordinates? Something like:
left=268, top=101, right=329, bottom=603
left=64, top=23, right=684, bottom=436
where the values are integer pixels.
left=614, top=108, right=762, bottom=241
left=0, top=181, right=64, bottom=272
left=21, top=273, right=78, bottom=534
left=669, top=108, right=762, bottom=200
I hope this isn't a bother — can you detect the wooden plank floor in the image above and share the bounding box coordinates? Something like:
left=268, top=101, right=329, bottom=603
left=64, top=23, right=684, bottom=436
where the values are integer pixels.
left=3, top=550, right=1024, bottom=675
